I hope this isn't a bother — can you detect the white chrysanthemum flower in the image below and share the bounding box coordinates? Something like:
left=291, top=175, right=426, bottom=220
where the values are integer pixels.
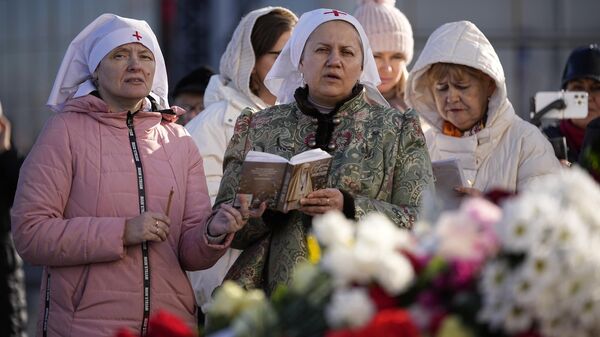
left=321, top=245, right=363, bottom=287
left=477, top=296, right=508, bottom=329
left=519, top=248, right=561, bottom=290
left=372, top=252, right=414, bottom=295
left=532, top=284, right=563, bottom=321
left=325, top=287, right=375, bottom=329
left=312, top=211, right=354, bottom=248
left=509, top=269, right=538, bottom=306
left=351, top=242, right=381, bottom=282
left=544, top=209, right=587, bottom=250
left=577, top=296, right=600, bottom=329
left=540, top=317, right=581, bottom=337
left=496, top=198, right=539, bottom=252
left=356, top=212, right=412, bottom=251
left=209, top=281, right=247, bottom=317
left=479, top=260, right=511, bottom=303
left=503, top=303, right=533, bottom=334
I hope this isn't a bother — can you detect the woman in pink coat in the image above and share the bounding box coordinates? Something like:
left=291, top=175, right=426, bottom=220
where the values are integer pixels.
left=11, top=14, right=261, bottom=337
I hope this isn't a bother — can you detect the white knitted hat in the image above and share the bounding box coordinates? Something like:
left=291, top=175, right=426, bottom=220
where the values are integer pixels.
left=353, top=0, right=414, bottom=64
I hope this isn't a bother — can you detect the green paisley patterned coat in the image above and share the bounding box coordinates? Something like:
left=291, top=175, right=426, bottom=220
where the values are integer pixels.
left=214, top=89, right=433, bottom=293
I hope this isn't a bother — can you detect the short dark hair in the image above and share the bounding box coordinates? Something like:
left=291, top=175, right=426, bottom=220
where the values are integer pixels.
left=173, top=65, right=215, bottom=98
left=251, top=9, right=297, bottom=60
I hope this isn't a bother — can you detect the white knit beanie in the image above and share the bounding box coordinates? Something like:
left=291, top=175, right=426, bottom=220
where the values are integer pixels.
left=353, top=0, right=414, bottom=64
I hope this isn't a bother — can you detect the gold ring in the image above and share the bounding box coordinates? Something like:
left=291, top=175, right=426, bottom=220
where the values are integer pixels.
left=326, top=198, right=330, bottom=205
left=242, top=216, right=249, bottom=221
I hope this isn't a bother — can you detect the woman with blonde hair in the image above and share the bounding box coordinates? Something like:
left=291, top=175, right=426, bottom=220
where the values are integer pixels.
left=354, top=0, right=413, bottom=112
left=405, top=21, right=560, bottom=197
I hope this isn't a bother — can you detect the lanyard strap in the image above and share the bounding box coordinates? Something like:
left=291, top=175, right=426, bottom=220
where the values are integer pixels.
left=42, top=273, right=51, bottom=337
left=126, top=111, right=151, bottom=336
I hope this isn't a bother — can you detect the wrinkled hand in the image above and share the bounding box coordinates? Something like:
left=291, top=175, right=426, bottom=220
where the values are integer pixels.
left=124, top=212, right=171, bottom=246
left=0, top=114, right=11, bottom=153
left=454, top=186, right=483, bottom=198
left=299, top=188, right=343, bottom=216
left=208, top=197, right=267, bottom=236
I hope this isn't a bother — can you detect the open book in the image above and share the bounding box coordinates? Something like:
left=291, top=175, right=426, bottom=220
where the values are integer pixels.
left=234, top=149, right=332, bottom=212
left=431, top=158, right=467, bottom=210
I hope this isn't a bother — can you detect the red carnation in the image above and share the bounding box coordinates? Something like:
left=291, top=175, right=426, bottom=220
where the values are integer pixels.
left=368, top=284, right=397, bottom=311
left=147, top=310, right=196, bottom=337
left=326, top=309, right=420, bottom=337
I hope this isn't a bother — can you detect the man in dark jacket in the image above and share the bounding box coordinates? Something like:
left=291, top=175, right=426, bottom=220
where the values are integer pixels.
left=0, top=103, right=27, bottom=337
left=543, top=44, right=600, bottom=163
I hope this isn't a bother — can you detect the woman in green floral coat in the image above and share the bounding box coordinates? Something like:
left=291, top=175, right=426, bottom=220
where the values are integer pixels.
left=214, top=8, right=433, bottom=293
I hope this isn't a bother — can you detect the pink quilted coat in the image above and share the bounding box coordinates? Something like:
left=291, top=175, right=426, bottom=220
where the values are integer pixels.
left=11, top=95, right=233, bottom=337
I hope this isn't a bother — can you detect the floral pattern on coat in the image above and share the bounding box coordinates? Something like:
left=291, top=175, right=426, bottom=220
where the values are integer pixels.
left=215, top=91, right=433, bottom=293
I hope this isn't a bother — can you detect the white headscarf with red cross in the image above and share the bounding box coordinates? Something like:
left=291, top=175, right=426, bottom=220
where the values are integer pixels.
left=47, top=13, right=168, bottom=112
left=264, top=8, right=388, bottom=107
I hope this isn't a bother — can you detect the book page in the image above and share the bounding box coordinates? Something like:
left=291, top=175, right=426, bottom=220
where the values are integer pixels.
left=431, top=158, right=466, bottom=209
left=236, top=160, right=288, bottom=209
left=281, top=156, right=332, bottom=212
left=289, top=148, right=331, bottom=165
left=245, top=150, right=289, bottom=163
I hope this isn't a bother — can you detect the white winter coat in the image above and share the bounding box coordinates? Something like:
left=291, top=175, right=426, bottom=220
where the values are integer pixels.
left=184, top=6, right=296, bottom=313
left=405, top=21, right=560, bottom=192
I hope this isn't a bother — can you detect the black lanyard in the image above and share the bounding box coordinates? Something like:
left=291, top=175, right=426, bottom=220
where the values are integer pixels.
left=126, top=111, right=151, bottom=336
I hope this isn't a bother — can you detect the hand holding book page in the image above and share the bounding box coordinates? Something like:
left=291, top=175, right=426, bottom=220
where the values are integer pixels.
left=234, top=148, right=332, bottom=213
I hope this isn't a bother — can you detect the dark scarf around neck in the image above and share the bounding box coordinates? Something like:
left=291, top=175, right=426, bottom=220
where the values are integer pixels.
left=294, top=84, right=363, bottom=150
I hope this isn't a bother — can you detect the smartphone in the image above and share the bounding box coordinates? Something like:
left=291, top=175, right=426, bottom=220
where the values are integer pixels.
left=534, top=91, right=588, bottom=119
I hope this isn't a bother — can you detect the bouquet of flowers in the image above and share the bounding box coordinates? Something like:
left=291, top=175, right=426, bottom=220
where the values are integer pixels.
left=402, top=167, right=600, bottom=337
left=206, top=167, right=600, bottom=337
left=205, top=212, right=420, bottom=337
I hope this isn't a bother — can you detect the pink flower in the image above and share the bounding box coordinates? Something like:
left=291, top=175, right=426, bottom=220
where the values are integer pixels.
left=435, top=198, right=500, bottom=263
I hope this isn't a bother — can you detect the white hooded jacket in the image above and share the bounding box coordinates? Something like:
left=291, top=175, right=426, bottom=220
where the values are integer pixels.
left=184, top=6, right=297, bottom=312
left=405, top=21, right=560, bottom=192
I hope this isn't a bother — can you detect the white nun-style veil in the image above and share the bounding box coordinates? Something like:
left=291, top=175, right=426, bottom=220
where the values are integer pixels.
left=264, top=8, right=388, bottom=107
left=47, top=13, right=169, bottom=112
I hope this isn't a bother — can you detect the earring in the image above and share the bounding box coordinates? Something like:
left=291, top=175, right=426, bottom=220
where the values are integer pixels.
left=300, top=72, right=306, bottom=86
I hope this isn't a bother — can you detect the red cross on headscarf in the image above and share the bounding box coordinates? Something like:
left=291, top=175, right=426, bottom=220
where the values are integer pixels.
left=324, top=10, right=347, bottom=16
left=132, top=31, right=143, bottom=41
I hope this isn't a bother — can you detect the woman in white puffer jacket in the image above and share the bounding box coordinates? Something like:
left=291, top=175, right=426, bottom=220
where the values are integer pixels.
left=405, top=20, right=561, bottom=197
left=184, top=6, right=297, bottom=315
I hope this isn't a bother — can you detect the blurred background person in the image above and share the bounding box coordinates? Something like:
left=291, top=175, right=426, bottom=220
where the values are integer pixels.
left=579, top=116, right=600, bottom=182
left=0, top=101, right=27, bottom=337
left=542, top=44, right=600, bottom=164
left=354, top=0, right=413, bottom=112
left=11, top=14, right=252, bottom=336
left=184, top=6, right=298, bottom=317
left=406, top=21, right=561, bottom=199
left=216, top=8, right=433, bottom=293
left=172, top=65, right=214, bottom=125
